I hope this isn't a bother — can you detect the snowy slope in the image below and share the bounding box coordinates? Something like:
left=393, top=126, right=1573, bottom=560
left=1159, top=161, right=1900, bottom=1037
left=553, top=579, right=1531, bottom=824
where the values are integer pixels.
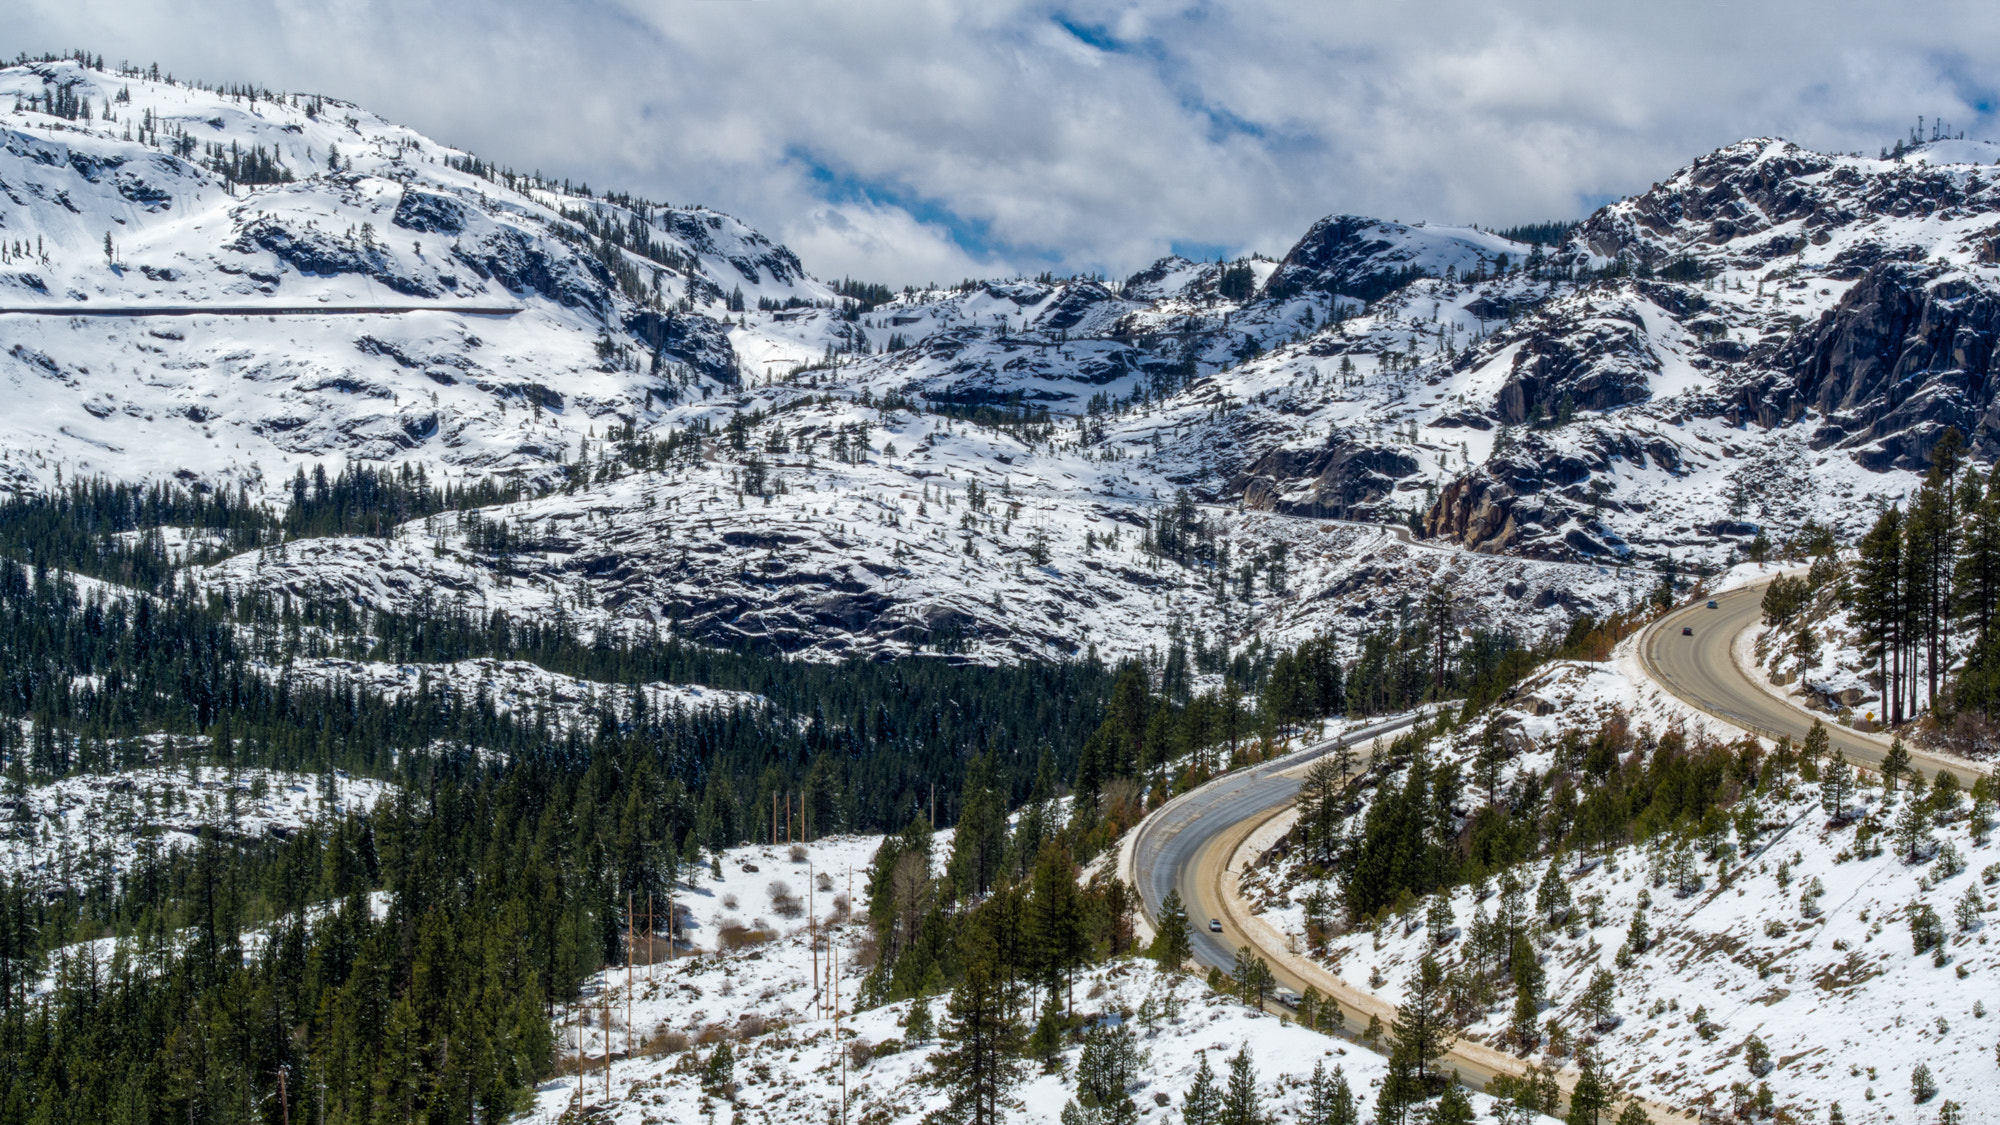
left=193, top=394, right=1630, bottom=662
left=529, top=834, right=1560, bottom=1125
left=0, top=759, right=390, bottom=892
left=0, top=59, right=819, bottom=499
left=1242, top=653, right=2000, bottom=1124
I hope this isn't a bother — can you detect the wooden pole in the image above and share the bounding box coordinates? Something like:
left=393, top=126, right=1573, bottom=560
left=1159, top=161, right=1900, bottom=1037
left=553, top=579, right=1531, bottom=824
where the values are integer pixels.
left=834, top=935, right=844, bottom=1125
left=602, top=990, right=611, bottom=1102
left=646, top=892, right=653, bottom=980
left=277, top=1068, right=289, bottom=1125
left=626, top=892, right=634, bottom=1057
left=772, top=790, right=778, bottom=846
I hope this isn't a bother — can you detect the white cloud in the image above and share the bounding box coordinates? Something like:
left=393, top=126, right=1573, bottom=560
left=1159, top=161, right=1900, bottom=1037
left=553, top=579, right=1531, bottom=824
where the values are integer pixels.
left=9, top=1, right=2000, bottom=284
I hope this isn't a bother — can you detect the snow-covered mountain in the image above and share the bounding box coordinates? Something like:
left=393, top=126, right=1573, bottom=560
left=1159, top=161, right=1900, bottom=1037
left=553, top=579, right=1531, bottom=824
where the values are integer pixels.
left=12, top=56, right=2000, bottom=664
left=0, top=59, right=817, bottom=498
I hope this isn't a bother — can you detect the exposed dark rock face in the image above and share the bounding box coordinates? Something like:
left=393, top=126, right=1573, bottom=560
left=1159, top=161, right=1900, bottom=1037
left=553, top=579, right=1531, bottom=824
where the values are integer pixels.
left=451, top=223, right=610, bottom=314
left=1489, top=300, right=1663, bottom=425
left=391, top=189, right=467, bottom=235
left=1236, top=440, right=1420, bottom=518
left=624, top=308, right=739, bottom=385
left=1762, top=263, right=2000, bottom=469
left=1262, top=215, right=1446, bottom=303
left=1037, top=280, right=1115, bottom=330
left=230, top=217, right=442, bottom=298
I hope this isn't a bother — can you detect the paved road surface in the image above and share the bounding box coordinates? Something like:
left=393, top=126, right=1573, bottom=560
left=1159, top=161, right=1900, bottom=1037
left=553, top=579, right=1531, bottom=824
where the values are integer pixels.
left=1128, top=712, right=1695, bottom=1120
left=1639, top=582, right=1987, bottom=786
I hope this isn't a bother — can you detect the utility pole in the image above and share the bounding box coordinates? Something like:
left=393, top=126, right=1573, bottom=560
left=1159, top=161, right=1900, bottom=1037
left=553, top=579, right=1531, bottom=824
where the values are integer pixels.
left=809, top=859, right=819, bottom=1018
left=627, top=892, right=635, bottom=1057
left=834, top=935, right=845, bottom=1125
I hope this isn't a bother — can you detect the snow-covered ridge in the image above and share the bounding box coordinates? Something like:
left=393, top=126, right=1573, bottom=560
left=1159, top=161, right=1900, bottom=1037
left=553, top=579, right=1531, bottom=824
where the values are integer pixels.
left=0, top=760, right=391, bottom=892
left=274, top=655, right=766, bottom=721
left=192, top=395, right=1631, bottom=662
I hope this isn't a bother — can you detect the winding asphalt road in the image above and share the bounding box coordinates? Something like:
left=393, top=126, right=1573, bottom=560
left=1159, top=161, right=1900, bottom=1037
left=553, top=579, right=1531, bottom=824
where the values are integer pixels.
left=1126, top=709, right=1697, bottom=1121
left=1639, top=581, right=1988, bottom=787
left=1120, top=575, right=1986, bottom=1119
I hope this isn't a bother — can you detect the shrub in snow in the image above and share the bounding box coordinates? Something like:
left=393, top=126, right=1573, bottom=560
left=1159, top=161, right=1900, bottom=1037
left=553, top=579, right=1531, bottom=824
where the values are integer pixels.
left=1957, top=887, right=1984, bottom=932
left=1911, top=1061, right=1937, bottom=1103
left=1800, top=875, right=1826, bottom=918
left=1908, top=903, right=1944, bottom=955
left=1934, top=839, right=1964, bottom=878
left=768, top=881, right=803, bottom=918
left=1743, top=1034, right=1772, bottom=1077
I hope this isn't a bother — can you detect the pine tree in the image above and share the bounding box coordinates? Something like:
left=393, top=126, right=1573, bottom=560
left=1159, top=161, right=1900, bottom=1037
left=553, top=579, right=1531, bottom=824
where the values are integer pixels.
left=1303, top=1061, right=1358, bottom=1125
left=1151, top=888, right=1193, bottom=969
left=1220, top=1047, right=1262, bottom=1125
left=947, top=752, right=1007, bottom=900
left=1883, top=738, right=1912, bottom=793
left=1028, top=991, right=1066, bottom=1073
left=1956, top=461, right=2000, bottom=648
left=1821, top=752, right=1855, bottom=821
left=1392, top=954, right=1452, bottom=1085
left=907, top=991, right=935, bottom=1045
left=1578, top=967, right=1617, bottom=1030
left=931, top=941, right=1026, bottom=1125
left=1625, top=903, right=1650, bottom=954
left=1535, top=859, right=1572, bottom=925
left=1077, top=1021, right=1144, bottom=1121
left=1614, top=1099, right=1651, bottom=1125
left=1028, top=839, right=1088, bottom=1014
left=1802, top=719, right=1830, bottom=772
left=1430, top=1080, right=1475, bottom=1125
left=1425, top=892, right=1455, bottom=945
left=1855, top=506, right=1908, bottom=724
left=1565, top=1049, right=1610, bottom=1125
left=1183, top=1052, right=1222, bottom=1125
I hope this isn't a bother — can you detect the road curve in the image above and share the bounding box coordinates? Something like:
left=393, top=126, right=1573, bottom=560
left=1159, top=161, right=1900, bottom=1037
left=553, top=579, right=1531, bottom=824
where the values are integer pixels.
left=1638, top=582, right=1988, bottom=787
left=1128, top=712, right=1695, bottom=1121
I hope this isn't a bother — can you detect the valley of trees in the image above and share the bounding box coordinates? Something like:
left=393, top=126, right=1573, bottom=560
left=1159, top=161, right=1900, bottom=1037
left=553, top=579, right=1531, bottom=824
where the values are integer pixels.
left=0, top=462, right=1593, bottom=1123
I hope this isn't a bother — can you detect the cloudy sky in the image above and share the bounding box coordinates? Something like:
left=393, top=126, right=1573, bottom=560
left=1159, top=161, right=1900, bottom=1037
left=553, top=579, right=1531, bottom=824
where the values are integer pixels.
left=10, top=2, right=1999, bottom=284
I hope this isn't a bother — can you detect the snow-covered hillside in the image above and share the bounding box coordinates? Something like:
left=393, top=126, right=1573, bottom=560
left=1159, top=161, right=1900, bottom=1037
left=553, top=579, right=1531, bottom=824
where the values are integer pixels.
left=1240, top=645, right=2000, bottom=1124
left=0, top=758, right=390, bottom=892
left=529, top=833, right=1561, bottom=1125
left=0, top=58, right=818, bottom=499
left=192, top=394, right=1633, bottom=661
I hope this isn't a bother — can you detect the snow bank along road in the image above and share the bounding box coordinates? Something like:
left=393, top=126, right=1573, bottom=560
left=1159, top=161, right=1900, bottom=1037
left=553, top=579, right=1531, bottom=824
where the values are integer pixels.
left=1639, top=582, right=1989, bottom=787
left=1127, top=713, right=1697, bottom=1122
